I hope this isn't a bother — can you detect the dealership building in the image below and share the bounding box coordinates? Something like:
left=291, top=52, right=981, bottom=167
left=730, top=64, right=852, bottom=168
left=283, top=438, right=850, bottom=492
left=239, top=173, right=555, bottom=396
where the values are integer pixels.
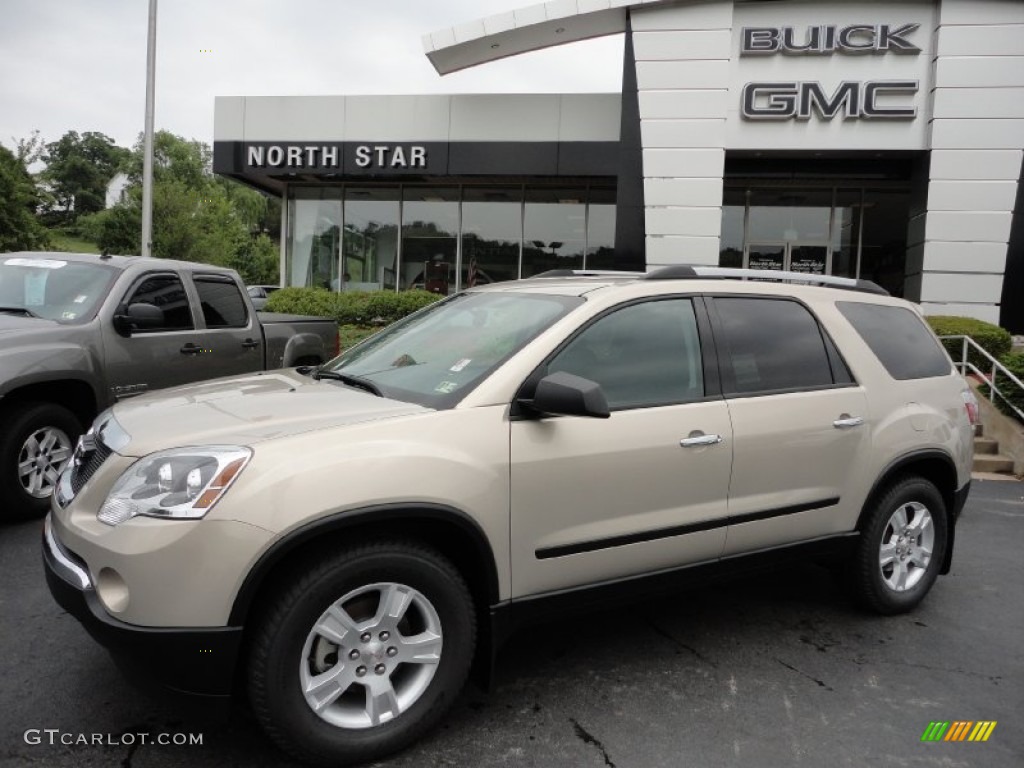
left=213, top=0, right=1023, bottom=332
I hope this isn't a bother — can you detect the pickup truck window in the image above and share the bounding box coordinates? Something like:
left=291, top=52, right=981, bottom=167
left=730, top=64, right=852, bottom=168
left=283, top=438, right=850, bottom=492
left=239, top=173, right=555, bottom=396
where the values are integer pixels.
left=0, top=257, right=117, bottom=324
left=328, top=291, right=583, bottom=408
left=194, top=276, right=248, bottom=328
left=125, top=274, right=194, bottom=331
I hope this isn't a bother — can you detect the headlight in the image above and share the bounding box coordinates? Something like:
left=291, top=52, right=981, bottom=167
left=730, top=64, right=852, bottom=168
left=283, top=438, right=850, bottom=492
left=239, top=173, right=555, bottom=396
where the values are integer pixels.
left=98, top=446, right=251, bottom=525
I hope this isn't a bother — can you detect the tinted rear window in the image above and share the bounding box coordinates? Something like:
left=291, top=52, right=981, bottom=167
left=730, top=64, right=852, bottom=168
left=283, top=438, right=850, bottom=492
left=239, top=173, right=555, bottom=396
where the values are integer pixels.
left=837, top=302, right=951, bottom=380
left=194, top=276, right=248, bottom=328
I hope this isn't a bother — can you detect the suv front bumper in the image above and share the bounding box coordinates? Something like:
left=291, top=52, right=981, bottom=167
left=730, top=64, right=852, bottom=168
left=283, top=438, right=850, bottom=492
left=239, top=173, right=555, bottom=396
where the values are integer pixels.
left=43, top=515, right=242, bottom=703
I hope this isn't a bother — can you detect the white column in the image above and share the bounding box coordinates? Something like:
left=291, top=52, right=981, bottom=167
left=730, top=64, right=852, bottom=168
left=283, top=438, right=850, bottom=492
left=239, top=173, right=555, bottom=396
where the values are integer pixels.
left=917, top=0, right=1024, bottom=323
left=632, top=1, right=733, bottom=267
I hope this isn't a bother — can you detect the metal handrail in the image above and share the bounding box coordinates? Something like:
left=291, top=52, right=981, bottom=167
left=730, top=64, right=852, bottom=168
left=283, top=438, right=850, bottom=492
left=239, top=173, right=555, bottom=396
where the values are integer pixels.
left=940, top=335, right=1024, bottom=422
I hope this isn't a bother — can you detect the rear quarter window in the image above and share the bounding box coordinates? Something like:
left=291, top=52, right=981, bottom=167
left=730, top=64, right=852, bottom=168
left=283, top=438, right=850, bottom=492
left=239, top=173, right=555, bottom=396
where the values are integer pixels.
left=837, top=301, right=952, bottom=380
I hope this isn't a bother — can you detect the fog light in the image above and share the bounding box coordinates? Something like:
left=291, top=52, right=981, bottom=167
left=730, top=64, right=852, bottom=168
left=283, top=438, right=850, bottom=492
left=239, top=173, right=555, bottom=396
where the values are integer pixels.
left=96, top=567, right=130, bottom=614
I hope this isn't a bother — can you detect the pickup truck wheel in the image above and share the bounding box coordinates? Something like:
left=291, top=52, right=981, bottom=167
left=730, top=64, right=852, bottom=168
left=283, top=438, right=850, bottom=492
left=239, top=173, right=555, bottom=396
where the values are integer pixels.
left=0, top=402, right=81, bottom=522
left=850, top=476, right=947, bottom=615
left=249, top=542, right=476, bottom=766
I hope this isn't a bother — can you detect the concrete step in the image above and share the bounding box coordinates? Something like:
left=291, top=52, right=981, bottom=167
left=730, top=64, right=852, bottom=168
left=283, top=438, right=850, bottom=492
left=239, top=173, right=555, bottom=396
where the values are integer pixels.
left=974, top=436, right=1000, bottom=455
left=973, top=454, right=1015, bottom=474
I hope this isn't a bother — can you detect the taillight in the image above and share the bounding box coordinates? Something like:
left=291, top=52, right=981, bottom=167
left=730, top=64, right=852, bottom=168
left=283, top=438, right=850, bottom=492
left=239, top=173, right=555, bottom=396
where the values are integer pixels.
left=961, top=390, right=979, bottom=426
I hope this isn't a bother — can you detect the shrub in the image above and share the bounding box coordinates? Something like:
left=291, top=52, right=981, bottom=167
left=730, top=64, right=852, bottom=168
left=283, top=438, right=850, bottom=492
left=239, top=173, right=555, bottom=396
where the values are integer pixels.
left=992, top=352, right=1024, bottom=422
left=925, top=315, right=1012, bottom=371
left=264, top=287, right=442, bottom=327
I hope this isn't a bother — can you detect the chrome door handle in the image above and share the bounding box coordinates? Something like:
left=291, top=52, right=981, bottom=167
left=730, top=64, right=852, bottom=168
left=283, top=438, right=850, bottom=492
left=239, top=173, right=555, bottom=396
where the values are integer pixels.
left=680, top=433, right=723, bottom=447
left=833, top=415, right=864, bottom=429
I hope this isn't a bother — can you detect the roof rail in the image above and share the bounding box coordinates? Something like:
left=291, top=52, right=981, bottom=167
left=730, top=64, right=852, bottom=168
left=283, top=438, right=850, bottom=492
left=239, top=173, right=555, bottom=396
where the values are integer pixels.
left=642, top=266, right=889, bottom=296
left=530, top=269, right=645, bottom=279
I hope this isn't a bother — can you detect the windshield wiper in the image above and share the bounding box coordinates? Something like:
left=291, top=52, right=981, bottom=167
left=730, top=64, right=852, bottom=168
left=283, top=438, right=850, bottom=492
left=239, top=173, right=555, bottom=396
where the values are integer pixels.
left=312, top=369, right=384, bottom=397
left=0, top=306, right=41, bottom=318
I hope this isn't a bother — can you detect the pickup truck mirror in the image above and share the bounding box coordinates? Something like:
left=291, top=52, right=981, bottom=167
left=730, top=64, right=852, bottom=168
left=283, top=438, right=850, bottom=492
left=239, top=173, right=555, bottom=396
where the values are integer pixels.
left=519, top=371, right=610, bottom=419
left=114, top=303, right=165, bottom=335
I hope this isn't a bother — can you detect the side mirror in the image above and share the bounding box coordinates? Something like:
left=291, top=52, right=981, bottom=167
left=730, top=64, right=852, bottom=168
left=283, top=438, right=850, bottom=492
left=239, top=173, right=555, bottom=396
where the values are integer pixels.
left=114, top=303, right=164, bottom=335
left=521, top=371, right=610, bottom=419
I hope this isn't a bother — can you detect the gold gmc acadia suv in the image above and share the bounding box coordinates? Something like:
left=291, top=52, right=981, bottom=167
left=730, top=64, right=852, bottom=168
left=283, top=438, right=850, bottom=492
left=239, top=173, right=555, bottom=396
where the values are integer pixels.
left=44, top=267, right=976, bottom=766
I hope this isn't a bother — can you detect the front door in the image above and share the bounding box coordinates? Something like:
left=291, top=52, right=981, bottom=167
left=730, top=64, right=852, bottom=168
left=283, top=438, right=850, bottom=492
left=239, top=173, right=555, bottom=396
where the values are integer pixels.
left=745, top=243, right=830, bottom=274
left=510, top=297, right=733, bottom=598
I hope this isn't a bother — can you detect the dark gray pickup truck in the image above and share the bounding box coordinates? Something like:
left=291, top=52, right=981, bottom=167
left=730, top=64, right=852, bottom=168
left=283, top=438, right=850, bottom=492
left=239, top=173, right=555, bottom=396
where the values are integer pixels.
left=0, top=251, right=338, bottom=520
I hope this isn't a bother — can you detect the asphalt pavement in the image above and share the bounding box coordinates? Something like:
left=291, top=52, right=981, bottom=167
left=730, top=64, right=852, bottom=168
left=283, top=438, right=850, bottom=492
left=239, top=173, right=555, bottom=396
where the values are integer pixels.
left=2, top=478, right=1021, bottom=767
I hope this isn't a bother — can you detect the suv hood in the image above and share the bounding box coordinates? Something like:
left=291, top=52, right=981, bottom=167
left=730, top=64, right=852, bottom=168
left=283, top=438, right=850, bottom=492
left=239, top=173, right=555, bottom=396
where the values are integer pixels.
left=0, top=313, right=57, bottom=335
left=110, top=369, right=429, bottom=456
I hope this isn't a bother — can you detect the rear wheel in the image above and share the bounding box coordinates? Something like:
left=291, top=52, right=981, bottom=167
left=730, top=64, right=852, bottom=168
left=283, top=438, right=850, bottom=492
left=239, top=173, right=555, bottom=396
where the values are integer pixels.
left=850, top=476, right=948, bottom=614
left=249, top=541, right=475, bottom=766
left=0, top=402, right=81, bottom=522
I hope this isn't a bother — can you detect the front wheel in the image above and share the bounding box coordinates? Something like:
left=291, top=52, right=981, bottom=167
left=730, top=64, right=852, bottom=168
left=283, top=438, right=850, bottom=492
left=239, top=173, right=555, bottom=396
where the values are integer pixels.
left=849, top=476, right=948, bottom=615
left=249, top=541, right=476, bottom=766
left=0, top=402, right=81, bottom=522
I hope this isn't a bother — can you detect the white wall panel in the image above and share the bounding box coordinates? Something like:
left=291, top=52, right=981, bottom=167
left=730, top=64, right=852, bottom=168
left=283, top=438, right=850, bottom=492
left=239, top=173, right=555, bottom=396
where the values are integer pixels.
left=641, top=119, right=727, bottom=148
left=930, top=150, right=1024, bottom=180
left=925, top=211, right=1014, bottom=243
left=558, top=94, right=622, bottom=140
left=939, top=0, right=1024, bottom=26
left=642, top=148, right=725, bottom=177
left=243, top=97, right=347, bottom=141
left=927, top=180, right=1019, bottom=212
left=919, top=273, right=1005, bottom=303
left=646, top=207, right=722, bottom=237
left=345, top=96, right=451, bottom=141
left=932, top=87, right=1024, bottom=119
left=644, top=177, right=723, bottom=207
left=920, top=302, right=1002, bottom=324
left=930, top=119, right=1024, bottom=149
left=633, top=30, right=731, bottom=60
left=921, top=241, right=1009, bottom=274
left=937, top=25, right=1024, bottom=57
left=449, top=95, right=560, bottom=141
left=631, top=1, right=733, bottom=32
left=637, top=60, right=730, bottom=90
left=935, top=57, right=1024, bottom=88
left=645, top=235, right=721, bottom=265
left=214, top=97, right=244, bottom=141
left=638, top=90, right=729, bottom=119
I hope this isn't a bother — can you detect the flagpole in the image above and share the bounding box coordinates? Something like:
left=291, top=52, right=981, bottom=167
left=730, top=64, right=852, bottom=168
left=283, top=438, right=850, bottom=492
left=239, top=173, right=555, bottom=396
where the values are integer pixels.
left=141, top=0, right=157, bottom=257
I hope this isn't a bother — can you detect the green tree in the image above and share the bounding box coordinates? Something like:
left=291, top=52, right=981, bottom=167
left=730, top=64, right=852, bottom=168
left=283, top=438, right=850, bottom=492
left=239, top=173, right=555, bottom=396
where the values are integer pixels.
left=0, top=144, right=49, bottom=251
left=40, top=131, right=129, bottom=224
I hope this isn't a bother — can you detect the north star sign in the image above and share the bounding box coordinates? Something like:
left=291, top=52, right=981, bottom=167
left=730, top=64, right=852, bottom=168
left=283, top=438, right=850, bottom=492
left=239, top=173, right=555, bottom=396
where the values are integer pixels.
left=245, top=144, right=428, bottom=170
left=739, top=23, right=921, bottom=121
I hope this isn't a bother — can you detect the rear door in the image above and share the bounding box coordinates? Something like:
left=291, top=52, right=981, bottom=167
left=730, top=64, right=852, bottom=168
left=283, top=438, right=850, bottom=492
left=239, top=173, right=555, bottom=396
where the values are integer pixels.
left=707, top=295, right=871, bottom=554
left=188, top=274, right=263, bottom=378
left=510, top=297, right=733, bottom=598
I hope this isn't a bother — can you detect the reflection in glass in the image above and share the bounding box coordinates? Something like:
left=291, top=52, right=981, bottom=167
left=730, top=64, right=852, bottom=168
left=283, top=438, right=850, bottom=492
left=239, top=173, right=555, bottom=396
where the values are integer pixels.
left=461, top=188, right=521, bottom=286
left=402, top=187, right=459, bottom=294
left=831, top=189, right=861, bottom=278
left=343, top=187, right=399, bottom=291
left=288, top=188, right=341, bottom=290
left=585, top=187, right=616, bottom=270
left=748, top=187, right=832, bottom=244
left=860, top=190, right=911, bottom=297
left=523, top=189, right=586, bottom=277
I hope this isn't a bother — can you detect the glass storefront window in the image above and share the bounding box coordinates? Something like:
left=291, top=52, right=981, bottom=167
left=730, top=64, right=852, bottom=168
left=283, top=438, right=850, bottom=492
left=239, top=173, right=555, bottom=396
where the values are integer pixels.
left=343, top=187, right=399, bottom=291
left=402, top=188, right=459, bottom=294
left=584, top=187, right=616, bottom=270
left=747, top=188, right=833, bottom=245
left=860, top=190, right=911, bottom=298
left=461, top=188, right=521, bottom=287
left=720, top=188, right=746, bottom=269
left=287, top=188, right=341, bottom=291
left=831, top=189, right=861, bottom=279
left=522, top=188, right=586, bottom=278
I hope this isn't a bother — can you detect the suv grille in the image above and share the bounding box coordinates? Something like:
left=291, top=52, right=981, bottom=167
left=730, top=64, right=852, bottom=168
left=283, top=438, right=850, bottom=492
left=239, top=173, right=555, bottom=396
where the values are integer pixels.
left=71, top=439, right=112, bottom=494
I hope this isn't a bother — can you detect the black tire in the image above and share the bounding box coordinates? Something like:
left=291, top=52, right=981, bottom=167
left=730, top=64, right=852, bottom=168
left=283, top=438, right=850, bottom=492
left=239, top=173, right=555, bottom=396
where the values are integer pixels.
left=850, top=476, right=948, bottom=615
left=249, top=541, right=476, bottom=766
left=0, top=402, right=81, bottom=523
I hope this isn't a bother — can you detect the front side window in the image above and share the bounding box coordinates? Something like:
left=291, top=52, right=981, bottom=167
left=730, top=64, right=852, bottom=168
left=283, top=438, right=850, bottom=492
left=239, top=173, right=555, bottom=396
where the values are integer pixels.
left=194, top=276, right=249, bottom=328
left=714, top=297, right=833, bottom=395
left=124, top=274, right=194, bottom=331
left=327, top=291, right=583, bottom=408
left=547, top=299, right=705, bottom=410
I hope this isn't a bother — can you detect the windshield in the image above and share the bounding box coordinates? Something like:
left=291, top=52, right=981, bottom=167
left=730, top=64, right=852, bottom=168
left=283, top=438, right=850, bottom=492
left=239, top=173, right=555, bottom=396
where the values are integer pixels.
left=324, top=291, right=584, bottom=408
left=0, top=257, right=118, bottom=324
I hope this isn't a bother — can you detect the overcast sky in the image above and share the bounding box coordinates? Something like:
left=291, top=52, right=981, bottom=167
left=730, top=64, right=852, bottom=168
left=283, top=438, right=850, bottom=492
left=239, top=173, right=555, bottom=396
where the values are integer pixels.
left=1, top=0, right=624, bottom=152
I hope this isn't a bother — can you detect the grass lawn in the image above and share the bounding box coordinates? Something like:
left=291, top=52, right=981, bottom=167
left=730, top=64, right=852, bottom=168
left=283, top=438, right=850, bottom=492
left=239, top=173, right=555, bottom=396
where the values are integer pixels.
left=48, top=230, right=101, bottom=254
left=339, top=325, right=379, bottom=351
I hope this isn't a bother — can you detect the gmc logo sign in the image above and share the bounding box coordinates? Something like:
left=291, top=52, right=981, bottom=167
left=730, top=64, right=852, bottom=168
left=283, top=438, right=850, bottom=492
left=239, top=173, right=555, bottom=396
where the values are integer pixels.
left=742, top=80, right=918, bottom=121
